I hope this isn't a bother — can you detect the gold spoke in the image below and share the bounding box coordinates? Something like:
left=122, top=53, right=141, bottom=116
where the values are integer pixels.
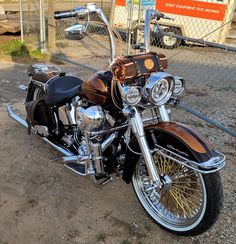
left=169, top=163, right=183, bottom=176
left=170, top=187, right=201, bottom=209
left=169, top=190, right=190, bottom=215
left=170, top=186, right=202, bottom=200
left=169, top=189, right=198, bottom=215
left=166, top=161, right=181, bottom=175
left=171, top=185, right=202, bottom=192
left=172, top=181, right=199, bottom=184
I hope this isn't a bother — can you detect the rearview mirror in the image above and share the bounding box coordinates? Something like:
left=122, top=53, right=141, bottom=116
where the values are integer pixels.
left=65, top=24, right=86, bottom=40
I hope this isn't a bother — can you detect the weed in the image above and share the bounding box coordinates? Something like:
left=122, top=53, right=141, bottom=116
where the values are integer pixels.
left=0, top=40, right=49, bottom=62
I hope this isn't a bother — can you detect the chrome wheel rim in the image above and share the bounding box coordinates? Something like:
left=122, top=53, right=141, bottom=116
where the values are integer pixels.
left=132, top=151, right=207, bottom=232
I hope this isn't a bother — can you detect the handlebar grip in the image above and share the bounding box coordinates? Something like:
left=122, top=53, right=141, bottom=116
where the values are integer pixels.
left=54, top=10, right=76, bottom=19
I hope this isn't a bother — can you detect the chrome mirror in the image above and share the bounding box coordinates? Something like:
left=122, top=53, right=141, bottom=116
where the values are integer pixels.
left=65, top=24, right=86, bottom=40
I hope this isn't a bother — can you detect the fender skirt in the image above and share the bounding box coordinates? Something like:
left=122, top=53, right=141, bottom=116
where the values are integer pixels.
left=122, top=122, right=218, bottom=184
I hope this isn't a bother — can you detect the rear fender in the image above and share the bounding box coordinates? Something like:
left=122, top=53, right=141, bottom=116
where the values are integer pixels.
left=122, top=122, right=217, bottom=183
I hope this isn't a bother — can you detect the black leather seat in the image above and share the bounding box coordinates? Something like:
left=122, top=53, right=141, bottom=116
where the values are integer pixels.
left=44, top=75, right=83, bottom=106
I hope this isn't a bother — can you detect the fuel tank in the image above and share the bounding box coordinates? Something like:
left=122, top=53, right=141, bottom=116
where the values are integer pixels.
left=79, top=71, right=112, bottom=106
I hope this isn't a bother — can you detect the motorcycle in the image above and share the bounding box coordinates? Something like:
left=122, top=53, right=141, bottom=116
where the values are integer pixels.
left=7, top=3, right=225, bottom=236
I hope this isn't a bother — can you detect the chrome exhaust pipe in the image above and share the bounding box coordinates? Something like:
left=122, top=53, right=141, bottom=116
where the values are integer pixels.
left=7, top=104, right=28, bottom=128
left=7, top=104, right=75, bottom=157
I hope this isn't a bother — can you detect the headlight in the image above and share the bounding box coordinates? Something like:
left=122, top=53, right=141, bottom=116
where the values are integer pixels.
left=144, top=73, right=174, bottom=106
left=121, top=86, right=142, bottom=105
left=173, top=76, right=185, bottom=96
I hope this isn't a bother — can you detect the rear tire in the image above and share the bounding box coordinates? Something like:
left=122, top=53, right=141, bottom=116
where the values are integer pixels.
left=132, top=148, right=223, bottom=236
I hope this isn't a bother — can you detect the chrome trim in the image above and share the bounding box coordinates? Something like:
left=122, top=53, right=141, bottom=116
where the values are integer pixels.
left=7, top=104, right=28, bottom=128
left=65, top=24, right=86, bottom=40
left=82, top=106, right=106, bottom=130
left=92, top=143, right=104, bottom=174
left=96, top=8, right=116, bottom=61
left=71, top=4, right=116, bottom=62
left=143, top=72, right=174, bottom=106
left=152, top=144, right=225, bottom=174
left=158, top=105, right=170, bottom=122
left=86, top=115, right=159, bottom=136
left=61, top=155, right=88, bottom=163
left=173, top=76, right=185, bottom=96
left=101, top=132, right=118, bottom=152
left=129, top=107, right=161, bottom=186
left=66, top=104, right=76, bottom=125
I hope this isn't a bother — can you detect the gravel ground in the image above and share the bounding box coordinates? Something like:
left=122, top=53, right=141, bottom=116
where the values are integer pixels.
left=0, top=59, right=235, bottom=244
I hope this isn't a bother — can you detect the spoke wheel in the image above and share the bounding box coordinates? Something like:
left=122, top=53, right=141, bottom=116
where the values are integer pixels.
left=132, top=148, right=223, bottom=235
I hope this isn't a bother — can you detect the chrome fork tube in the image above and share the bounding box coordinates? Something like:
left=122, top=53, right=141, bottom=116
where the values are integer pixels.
left=144, top=9, right=158, bottom=52
left=130, top=108, right=161, bottom=186
left=158, top=105, right=170, bottom=122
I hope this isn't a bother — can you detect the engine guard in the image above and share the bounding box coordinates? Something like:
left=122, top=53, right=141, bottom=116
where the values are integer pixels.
left=122, top=122, right=225, bottom=183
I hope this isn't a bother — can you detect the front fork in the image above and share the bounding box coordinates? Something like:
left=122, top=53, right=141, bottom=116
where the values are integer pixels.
left=123, top=106, right=169, bottom=187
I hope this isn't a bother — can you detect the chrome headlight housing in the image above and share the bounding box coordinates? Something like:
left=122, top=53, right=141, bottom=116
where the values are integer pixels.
left=121, top=86, right=142, bottom=105
left=144, top=73, right=174, bottom=106
left=173, top=76, right=185, bottom=96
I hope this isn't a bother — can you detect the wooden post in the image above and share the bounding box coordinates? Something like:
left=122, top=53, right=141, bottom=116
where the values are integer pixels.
left=48, top=0, right=56, bottom=50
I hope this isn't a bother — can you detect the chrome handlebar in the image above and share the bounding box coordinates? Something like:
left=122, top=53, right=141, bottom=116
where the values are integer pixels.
left=54, top=3, right=116, bottom=62
left=144, top=9, right=174, bottom=52
left=54, top=3, right=173, bottom=60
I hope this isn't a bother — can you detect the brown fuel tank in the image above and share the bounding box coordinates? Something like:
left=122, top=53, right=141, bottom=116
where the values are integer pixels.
left=79, top=75, right=110, bottom=106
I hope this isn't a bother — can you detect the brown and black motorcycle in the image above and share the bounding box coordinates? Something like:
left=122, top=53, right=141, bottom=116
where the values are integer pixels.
left=7, top=3, right=225, bottom=236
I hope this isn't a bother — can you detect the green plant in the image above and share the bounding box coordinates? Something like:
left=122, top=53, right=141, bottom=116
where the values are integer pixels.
left=0, top=40, right=49, bottom=62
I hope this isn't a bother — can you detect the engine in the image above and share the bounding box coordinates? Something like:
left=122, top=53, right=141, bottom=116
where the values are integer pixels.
left=75, top=105, right=106, bottom=132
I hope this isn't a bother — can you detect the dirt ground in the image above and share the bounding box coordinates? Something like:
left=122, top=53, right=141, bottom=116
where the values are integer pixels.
left=0, top=62, right=235, bottom=244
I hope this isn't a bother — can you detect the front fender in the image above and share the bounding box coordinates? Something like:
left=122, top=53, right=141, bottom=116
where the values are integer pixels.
left=122, top=122, right=217, bottom=184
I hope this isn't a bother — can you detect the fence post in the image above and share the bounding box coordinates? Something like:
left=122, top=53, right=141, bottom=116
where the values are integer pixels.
left=48, top=0, right=56, bottom=50
left=39, top=0, right=46, bottom=53
left=19, top=0, right=24, bottom=43
left=127, top=0, right=134, bottom=55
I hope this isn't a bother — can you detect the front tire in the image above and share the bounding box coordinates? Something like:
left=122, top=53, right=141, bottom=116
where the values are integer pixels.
left=132, top=149, right=223, bottom=236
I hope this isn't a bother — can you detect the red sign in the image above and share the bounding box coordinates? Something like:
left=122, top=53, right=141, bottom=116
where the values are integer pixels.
left=116, top=0, right=227, bottom=21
